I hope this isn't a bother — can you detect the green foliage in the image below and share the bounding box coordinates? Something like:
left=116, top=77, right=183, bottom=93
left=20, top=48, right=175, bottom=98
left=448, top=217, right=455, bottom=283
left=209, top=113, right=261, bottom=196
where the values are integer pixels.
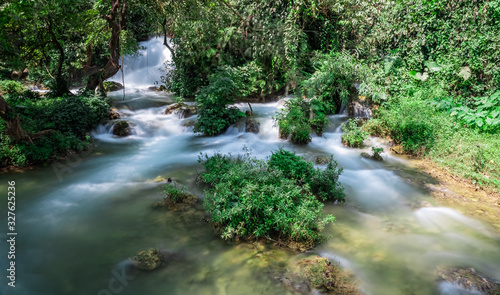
left=341, top=119, right=368, bottom=148
left=194, top=66, right=246, bottom=136
left=301, top=52, right=371, bottom=107
left=0, top=94, right=109, bottom=167
left=162, top=184, right=190, bottom=204
left=371, top=147, right=384, bottom=161
left=378, top=96, right=437, bottom=155
left=268, top=148, right=314, bottom=184
left=268, top=149, right=345, bottom=201
left=362, top=119, right=388, bottom=137
left=0, top=80, right=24, bottom=94
left=199, top=150, right=338, bottom=244
left=276, top=98, right=333, bottom=144
left=432, top=91, right=500, bottom=133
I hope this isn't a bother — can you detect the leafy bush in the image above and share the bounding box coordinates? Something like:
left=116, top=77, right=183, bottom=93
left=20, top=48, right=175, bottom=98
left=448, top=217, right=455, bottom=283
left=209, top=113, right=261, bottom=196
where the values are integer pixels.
left=268, top=148, right=314, bottom=184
left=0, top=80, right=24, bottom=94
left=276, top=98, right=333, bottom=144
left=0, top=94, right=109, bottom=167
left=371, top=147, right=384, bottom=161
left=362, top=119, right=388, bottom=137
left=432, top=91, right=500, bottom=133
left=194, top=67, right=245, bottom=136
left=300, top=52, right=373, bottom=107
left=268, top=149, right=345, bottom=201
left=341, top=119, right=367, bottom=148
left=379, top=97, right=437, bottom=155
left=199, top=151, right=336, bottom=244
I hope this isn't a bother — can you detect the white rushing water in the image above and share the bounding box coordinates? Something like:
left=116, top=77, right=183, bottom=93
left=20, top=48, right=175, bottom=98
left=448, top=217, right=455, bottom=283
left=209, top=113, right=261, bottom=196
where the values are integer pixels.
left=107, top=37, right=171, bottom=89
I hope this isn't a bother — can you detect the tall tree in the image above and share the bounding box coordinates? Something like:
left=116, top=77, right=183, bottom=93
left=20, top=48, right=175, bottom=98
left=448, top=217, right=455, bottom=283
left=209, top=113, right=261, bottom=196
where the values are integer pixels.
left=86, top=0, right=127, bottom=93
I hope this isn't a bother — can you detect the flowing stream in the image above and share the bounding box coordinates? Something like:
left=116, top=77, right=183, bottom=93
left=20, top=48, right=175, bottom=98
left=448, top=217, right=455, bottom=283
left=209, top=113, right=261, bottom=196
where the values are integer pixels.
left=1, top=39, right=499, bottom=295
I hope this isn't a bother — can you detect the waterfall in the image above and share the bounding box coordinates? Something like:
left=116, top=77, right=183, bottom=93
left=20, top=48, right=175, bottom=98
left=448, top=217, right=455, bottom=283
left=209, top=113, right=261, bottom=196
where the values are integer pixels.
left=107, top=36, right=171, bottom=89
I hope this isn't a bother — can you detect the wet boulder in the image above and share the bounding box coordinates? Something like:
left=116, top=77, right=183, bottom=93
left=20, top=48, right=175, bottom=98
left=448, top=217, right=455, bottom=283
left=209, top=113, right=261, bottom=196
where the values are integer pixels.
left=112, top=121, right=131, bottom=137
left=148, top=85, right=167, bottom=92
left=103, top=81, right=123, bottom=92
left=165, top=103, right=198, bottom=118
left=109, top=109, right=120, bottom=120
left=348, top=96, right=373, bottom=119
left=245, top=118, right=260, bottom=134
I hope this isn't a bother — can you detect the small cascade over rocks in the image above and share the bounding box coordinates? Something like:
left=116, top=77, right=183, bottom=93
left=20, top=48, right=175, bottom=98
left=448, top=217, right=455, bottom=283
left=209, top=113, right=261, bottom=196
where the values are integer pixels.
left=107, top=37, right=171, bottom=89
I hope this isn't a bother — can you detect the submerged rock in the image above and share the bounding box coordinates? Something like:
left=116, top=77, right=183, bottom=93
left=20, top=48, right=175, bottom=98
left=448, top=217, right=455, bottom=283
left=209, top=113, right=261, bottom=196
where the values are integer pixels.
left=182, top=120, right=196, bottom=128
left=315, top=155, right=331, bottom=165
left=437, top=267, right=500, bottom=294
left=245, top=118, right=260, bottom=133
left=129, top=249, right=162, bottom=271
left=360, top=152, right=371, bottom=159
left=129, top=249, right=183, bottom=271
left=112, top=121, right=131, bottom=137
left=279, top=256, right=362, bottom=294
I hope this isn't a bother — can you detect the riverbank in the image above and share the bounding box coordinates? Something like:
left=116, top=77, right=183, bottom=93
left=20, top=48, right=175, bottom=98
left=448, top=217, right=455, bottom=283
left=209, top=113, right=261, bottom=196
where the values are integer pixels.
left=410, top=158, right=500, bottom=234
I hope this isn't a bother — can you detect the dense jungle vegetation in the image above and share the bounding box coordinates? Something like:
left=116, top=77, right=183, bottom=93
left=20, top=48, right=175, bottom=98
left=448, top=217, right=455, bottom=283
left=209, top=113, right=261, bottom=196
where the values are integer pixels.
left=1, top=0, right=499, bottom=193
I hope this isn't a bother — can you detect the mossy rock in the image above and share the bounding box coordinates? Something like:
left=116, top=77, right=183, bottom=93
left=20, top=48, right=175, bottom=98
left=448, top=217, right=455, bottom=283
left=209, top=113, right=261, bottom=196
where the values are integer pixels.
left=103, top=81, right=123, bottom=92
left=129, top=249, right=162, bottom=271
left=315, top=155, right=330, bottom=165
left=294, top=256, right=362, bottom=294
left=112, top=121, right=131, bottom=137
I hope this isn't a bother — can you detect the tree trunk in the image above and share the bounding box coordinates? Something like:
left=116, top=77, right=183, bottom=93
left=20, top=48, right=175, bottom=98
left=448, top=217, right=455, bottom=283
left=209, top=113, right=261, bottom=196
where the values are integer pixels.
left=0, top=96, right=32, bottom=143
left=47, top=19, right=70, bottom=96
left=0, top=96, right=55, bottom=143
left=86, top=0, right=126, bottom=93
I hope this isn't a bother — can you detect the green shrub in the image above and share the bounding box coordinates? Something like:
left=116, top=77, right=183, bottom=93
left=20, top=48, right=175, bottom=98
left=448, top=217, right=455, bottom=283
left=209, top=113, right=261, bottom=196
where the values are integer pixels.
left=199, top=150, right=336, bottom=244
left=268, top=148, right=345, bottom=201
left=0, top=94, right=109, bottom=167
left=268, top=148, right=314, bottom=184
left=341, top=119, right=367, bottom=148
left=194, top=66, right=245, bottom=136
left=371, top=147, right=383, bottom=161
left=379, top=97, right=437, bottom=155
left=432, top=91, right=500, bottom=133
left=362, top=119, right=388, bottom=137
left=162, top=184, right=191, bottom=203
left=309, top=158, right=345, bottom=202
left=0, top=80, right=24, bottom=94
left=300, top=51, right=371, bottom=108
left=276, top=98, right=333, bottom=144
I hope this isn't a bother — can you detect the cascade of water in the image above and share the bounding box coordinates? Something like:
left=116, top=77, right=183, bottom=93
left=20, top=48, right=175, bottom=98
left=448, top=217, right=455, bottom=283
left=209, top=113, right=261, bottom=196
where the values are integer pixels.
left=107, top=37, right=171, bottom=89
